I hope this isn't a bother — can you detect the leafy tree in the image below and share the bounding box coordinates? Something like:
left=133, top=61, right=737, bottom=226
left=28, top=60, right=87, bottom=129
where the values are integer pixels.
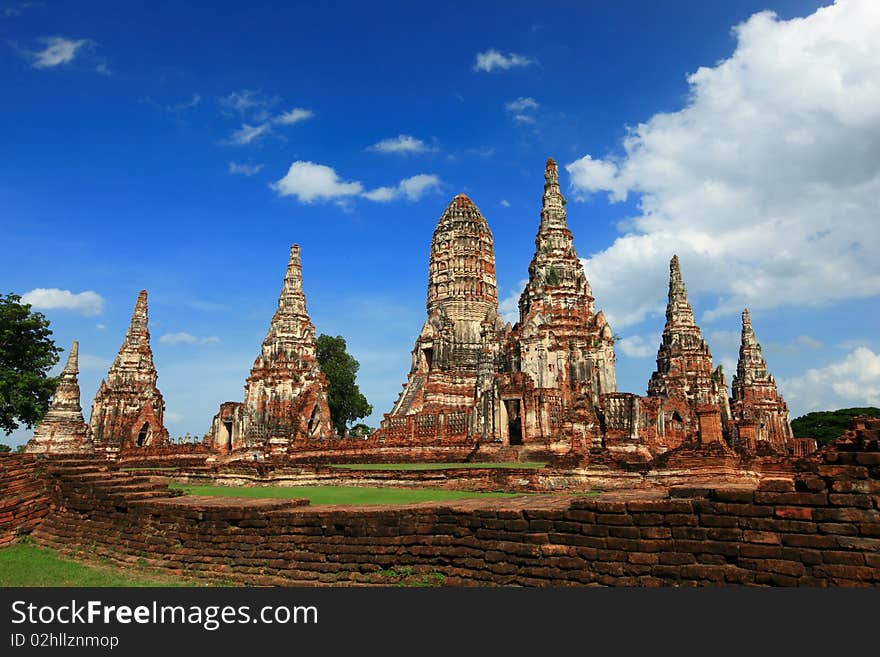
left=316, top=334, right=372, bottom=436
left=350, top=423, right=374, bottom=438
left=0, top=293, right=61, bottom=435
left=0, top=443, right=11, bottom=453
left=15, top=444, right=26, bottom=453
left=791, top=407, right=880, bottom=445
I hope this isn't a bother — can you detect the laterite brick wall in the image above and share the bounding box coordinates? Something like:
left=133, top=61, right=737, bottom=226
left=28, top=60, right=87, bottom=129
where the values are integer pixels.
left=0, top=454, right=51, bottom=546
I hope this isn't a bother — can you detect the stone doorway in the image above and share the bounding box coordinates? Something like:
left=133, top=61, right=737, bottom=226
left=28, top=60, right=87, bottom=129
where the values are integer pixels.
left=223, top=420, right=233, bottom=451
left=505, top=399, right=523, bottom=445
left=136, top=423, right=150, bottom=447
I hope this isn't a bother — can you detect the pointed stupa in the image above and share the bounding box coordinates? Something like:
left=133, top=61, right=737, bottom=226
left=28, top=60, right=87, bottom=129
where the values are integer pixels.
left=731, top=309, right=793, bottom=451
left=88, top=290, right=168, bottom=452
left=518, top=158, right=596, bottom=319
left=509, top=157, right=616, bottom=410
left=648, top=256, right=722, bottom=400
left=240, top=244, right=333, bottom=447
left=26, top=341, right=93, bottom=453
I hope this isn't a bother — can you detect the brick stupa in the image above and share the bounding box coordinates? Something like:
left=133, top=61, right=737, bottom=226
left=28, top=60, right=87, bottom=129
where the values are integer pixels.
left=204, top=244, right=333, bottom=454
left=26, top=341, right=93, bottom=454
left=88, top=290, right=169, bottom=454
left=647, top=256, right=731, bottom=444
left=730, top=309, right=794, bottom=453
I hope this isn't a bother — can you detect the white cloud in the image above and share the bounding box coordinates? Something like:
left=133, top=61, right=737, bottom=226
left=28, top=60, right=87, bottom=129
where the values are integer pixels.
left=504, top=97, right=539, bottom=112
left=617, top=335, right=654, bottom=358
left=368, top=134, right=430, bottom=154
left=159, top=332, right=220, bottom=346
left=364, top=174, right=441, bottom=202
left=228, top=162, right=264, bottom=176
left=21, top=288, right=104, bottom=316
left=473, top=49, right=535, bottom=72
left=273, top=162, right=440, bottom=204
left=220, top=90, right=274, bottom=116
left=499, top=280, right=528, bottom=324
left=272, top=161, right=364, bottom=203
left=274, top=108, right=314, bottom=125
left=512, top=114, right=536, bottom=124
left=31, top=36, right=88, bottom=68
left=566, top=0, right=880, bottom=328
left=500, top=199, right=511, bottom=208
left=228, top=123, right=270, bottom=145
left=780, top=347, right=880, bottom=416
left=397, top=174, right=441, bottom=201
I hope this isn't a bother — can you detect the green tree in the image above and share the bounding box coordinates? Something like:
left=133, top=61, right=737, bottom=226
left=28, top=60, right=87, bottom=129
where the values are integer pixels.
left=316, top=334, right=372, bottom=436
left=0, top=443, right=11, bottom=453
left=0, top=293, right=61, bottom=435
left=791, top=407, right=880, bottom=445
left=349, top=423, right=374, bottom=438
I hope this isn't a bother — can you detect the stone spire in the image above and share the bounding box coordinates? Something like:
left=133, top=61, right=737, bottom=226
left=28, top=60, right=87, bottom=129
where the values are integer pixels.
left=519, top=158, right=594, bottom=319
left=731, top=309, right=793, bottom=452
left=89, top=290, right=169, bottom=452
left=239, top=244, right=333, bottom=448
left=26, top=341, right=92, bottom=453
left=648, top=256, right=731, bottom=442
left=664, top=255, right=697, bottom=331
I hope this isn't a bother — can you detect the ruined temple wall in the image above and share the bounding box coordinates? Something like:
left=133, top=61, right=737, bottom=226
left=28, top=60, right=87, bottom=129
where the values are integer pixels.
left=0, top=455, right=51, bottom=546
left=26, top=424, right=880, bottom=587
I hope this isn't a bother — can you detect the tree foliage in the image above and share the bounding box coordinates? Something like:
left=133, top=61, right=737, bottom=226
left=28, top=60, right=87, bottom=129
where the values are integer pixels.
left=316, top=334, right=372, bottom=436
left=0, top=443, right=11, bottom=453
left=0, top=293, right=61, bottom=435
left=791, top=407, right=880, bottom=445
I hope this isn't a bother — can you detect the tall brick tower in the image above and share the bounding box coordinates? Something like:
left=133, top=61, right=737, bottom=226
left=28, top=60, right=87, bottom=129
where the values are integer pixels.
left=379, top=194, right=505, bottom=442
left=204, top=245, right=333, bottom=455
left=730, top=309, right=794, bottom=452
left=647, top=256, right=731, bottom=443
left=89, top=290, right=169, bottom=454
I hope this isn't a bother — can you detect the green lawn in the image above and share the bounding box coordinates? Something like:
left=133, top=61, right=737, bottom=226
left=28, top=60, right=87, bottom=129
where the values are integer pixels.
left=175, top=484, right=519, bottom=505
left=0, top=541, right=205, bottom=587
left=330, top=462, right=546, bottom=471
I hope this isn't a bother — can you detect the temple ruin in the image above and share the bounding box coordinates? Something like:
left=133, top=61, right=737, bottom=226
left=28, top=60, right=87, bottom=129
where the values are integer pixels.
left=88, top=290, right=169, bottom=455
left=376, top=157, right=810, bottom=462
left=25, top=341, right=92, bottom=454
left=26, top=156, right=814, bottom=464
left=204, top=244, right=333, bottom=455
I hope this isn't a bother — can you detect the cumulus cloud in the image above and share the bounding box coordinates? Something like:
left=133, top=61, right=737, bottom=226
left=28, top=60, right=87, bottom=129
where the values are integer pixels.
left=228, top=162, right=264, bottom=176
left=566, top=0, right=880, bottom=328
left=273, top=162, right=440, bottom=204
left=272, top=161, right=364, bottom=203
left=159, top=332, right=220, bottom=346
left=780, top=347, right=880, bottom=416
left=474, top=49, right=535, bottom=72
left=30, top=37, right=89, bottom=68
left=21, top=288, right=104, bottom=316
left=273, top=107, right=314, bottom=125
left=616, top=335, right=654, bottom=358
left=367, top=134, right=430, bottom=154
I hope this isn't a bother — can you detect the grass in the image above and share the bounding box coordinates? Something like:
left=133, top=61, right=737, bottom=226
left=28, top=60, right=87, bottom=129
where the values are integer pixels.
left=174, top=484, right=520, bottom=505
left=0, top=540, right=205, bottom=587
left=330, top=462, right=546, bottom=471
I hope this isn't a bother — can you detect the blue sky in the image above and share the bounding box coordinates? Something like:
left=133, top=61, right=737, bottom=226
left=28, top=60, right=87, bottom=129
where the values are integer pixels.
left=3, top=0, right=879, bottom=446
